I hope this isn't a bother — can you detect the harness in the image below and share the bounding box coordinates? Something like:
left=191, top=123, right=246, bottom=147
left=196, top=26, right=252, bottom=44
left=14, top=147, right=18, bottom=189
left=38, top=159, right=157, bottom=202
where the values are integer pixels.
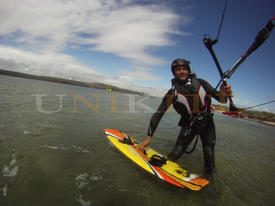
left=171, top=76, right=215, bottom=154
left=171, top=76, right=213, bottom=122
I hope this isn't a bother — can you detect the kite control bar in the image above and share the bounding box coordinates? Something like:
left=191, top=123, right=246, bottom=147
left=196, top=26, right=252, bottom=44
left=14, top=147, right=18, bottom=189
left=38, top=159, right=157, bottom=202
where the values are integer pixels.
left=203, top=15, right=275, bottom=111
left=224, top=16, right=275, bottom=80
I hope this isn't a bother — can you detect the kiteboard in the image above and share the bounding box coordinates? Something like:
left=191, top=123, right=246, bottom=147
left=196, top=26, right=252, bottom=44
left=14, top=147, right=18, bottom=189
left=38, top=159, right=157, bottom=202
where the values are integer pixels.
left=104, top=128, right=209, bottom=191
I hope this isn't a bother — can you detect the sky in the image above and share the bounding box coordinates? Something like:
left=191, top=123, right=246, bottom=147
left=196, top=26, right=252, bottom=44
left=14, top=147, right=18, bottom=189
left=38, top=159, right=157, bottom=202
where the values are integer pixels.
left=0, top=0, right=275, bottom=112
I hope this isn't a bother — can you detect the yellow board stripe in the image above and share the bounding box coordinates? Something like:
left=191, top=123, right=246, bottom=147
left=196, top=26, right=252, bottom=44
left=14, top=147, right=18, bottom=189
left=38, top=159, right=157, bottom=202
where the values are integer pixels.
left=107, top=135, right=155, bottom=175
left=105, top=129, right=209, bottom=190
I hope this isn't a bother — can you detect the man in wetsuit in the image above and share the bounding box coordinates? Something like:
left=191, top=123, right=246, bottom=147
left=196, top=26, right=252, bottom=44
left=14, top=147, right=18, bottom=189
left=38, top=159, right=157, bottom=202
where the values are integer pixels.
left=137, top=59, right=232, bottom=175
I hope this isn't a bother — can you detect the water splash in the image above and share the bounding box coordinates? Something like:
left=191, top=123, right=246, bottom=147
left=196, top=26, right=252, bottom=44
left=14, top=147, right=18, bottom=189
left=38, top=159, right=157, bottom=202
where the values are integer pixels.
left=75, top=173, right=89, bottom=189
left=44, top=145, right=92, bottom=154
left=75, top=194, right=91, bottom=206
left=2, top=153, right=18, bottom=177
left=1, top=185, right=8, bottom=197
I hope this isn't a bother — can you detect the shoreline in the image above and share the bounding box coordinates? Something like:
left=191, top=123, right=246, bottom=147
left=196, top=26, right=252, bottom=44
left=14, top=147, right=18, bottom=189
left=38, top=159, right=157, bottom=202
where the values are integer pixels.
left=214, top=110, right=275, bottom=127
left=0, top=69, right=144, bottom=95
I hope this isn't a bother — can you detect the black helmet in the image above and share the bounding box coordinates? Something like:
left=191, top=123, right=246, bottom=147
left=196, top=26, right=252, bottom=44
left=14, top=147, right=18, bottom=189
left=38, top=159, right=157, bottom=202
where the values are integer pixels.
left=171, top=59, right=191, bottom=75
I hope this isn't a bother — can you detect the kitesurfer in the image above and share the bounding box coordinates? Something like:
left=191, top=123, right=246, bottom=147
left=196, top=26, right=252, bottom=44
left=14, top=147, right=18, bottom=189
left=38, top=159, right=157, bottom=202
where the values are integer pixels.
left=137, top=59, right=233, bottom=175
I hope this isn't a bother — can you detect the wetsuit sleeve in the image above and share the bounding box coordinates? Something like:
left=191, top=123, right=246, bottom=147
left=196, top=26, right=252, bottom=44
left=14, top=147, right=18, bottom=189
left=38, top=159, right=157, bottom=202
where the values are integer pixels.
left=147, top=90, right=173, bottom=137
left=199, top=78, right=227, bottom=103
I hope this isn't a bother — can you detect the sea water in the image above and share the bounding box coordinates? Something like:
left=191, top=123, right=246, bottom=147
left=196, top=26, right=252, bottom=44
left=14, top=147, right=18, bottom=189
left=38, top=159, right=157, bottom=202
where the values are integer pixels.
left=0, top=75, right=274, bottom=206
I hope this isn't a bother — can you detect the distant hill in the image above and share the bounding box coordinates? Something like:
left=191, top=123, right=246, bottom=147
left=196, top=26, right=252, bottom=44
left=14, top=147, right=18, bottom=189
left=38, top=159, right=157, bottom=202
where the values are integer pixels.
left=0, top=69, right=144, bottom=95
left=213, top=104, right=275, bottom=126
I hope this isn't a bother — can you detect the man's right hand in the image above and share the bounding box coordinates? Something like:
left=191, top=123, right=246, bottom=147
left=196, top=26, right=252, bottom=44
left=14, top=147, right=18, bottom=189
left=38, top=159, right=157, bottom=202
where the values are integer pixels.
left=137, top=136, right=152, bottom=152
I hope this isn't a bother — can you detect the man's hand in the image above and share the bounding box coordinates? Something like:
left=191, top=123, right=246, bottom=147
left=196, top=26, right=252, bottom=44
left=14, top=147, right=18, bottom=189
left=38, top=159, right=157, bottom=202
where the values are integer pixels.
left=137, top=136, right=151, bottom=152
left=220, top=83, right=233, bottom=97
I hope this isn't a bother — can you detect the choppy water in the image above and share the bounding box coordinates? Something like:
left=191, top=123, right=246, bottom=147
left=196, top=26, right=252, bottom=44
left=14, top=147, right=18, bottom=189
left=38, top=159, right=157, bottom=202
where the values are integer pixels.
left=0, top=75, right=274, bottom=206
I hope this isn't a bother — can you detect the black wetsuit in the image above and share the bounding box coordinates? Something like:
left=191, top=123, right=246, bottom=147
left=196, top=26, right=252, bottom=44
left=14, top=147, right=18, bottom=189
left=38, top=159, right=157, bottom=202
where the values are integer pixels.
left=147, top=75, right=227, bottom=174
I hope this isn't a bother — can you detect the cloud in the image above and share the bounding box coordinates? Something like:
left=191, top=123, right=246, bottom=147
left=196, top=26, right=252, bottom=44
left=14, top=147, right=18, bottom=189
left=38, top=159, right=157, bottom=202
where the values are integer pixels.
left=0, top=0, right=192, bottom=96
left=0, top=45, right=103, bottom=81
left=0, top=45, right=166, bottom=96
left=0, top=0, right=191, bottom=65
left=120, top=66, right=160, bottom=81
